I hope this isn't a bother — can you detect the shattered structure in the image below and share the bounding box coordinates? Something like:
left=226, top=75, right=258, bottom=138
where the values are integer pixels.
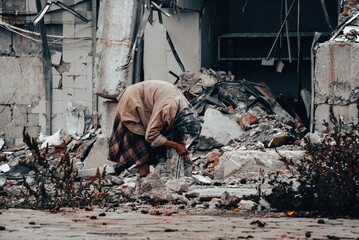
left=0, top=0, right=359, bottom=224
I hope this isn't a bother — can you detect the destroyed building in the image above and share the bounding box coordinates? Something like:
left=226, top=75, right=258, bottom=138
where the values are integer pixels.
left=0, top=0, right=359, bottom=226
left=1, top=0, right=356, bottom=145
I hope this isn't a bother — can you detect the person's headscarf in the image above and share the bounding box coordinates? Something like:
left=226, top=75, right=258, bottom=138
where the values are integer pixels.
left=174, top=106, right=201, bottom=135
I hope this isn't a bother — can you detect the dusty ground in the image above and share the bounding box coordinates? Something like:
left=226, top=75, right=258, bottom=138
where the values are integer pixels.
left=0, top=208, right=358, bottom=240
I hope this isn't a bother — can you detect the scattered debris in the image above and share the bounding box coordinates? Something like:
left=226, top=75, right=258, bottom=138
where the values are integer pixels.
left=136, top=173, right=172, bottom=203
left=250, top=220, right=267, bottom=227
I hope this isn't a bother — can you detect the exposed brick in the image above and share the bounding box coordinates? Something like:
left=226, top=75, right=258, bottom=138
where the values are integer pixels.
left=238, top=113, right=258, bottom=129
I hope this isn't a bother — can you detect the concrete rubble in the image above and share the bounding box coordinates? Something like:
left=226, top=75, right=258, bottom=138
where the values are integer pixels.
left=0, top=68, right=343, bottom=218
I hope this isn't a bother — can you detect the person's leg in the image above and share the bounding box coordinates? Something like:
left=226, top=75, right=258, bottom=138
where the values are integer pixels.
left=138, top=164, right=150, bottom=177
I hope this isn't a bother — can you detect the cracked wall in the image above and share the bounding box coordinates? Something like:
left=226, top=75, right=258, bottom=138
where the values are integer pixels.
left=314, top=42, right=359, bottom=132
left=0, top=33, right=44, bottom=144
left=0, top=0, right=94, bottom=144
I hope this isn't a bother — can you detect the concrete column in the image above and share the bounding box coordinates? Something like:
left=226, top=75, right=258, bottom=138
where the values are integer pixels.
left=93, top=0, right=138, bottom=96
left=314, top=42, right=359, bottom=132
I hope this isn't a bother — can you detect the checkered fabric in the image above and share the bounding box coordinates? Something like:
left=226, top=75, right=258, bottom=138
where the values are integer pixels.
left=108, top=113, right=151, bottom=167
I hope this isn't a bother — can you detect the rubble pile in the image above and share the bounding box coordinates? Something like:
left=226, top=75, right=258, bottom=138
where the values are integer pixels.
left=0, top=69, right=316, bottom=216
left=339, top=0, right=359, bottom=24
left=0, top=124, right=305, bottom=215
left=334, top=0, right=359, bottom=42
left=176, top=68, right=304, bottom=150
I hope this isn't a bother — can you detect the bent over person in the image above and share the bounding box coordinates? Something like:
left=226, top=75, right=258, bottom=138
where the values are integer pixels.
left=108, top=80, right=201, bottom=177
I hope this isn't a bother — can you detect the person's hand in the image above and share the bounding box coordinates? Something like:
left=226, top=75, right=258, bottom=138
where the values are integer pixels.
left=173, top=142, right=189, bottom=157
left=164, top=140, right=189, bottom=158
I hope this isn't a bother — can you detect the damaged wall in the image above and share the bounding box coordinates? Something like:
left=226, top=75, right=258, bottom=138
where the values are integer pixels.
left=314, top=42, right=359, bottom=131
left=0, top=0, right=94, bottom=144
left=0, top=22, right=45, bottom=145
left=144, top=10, right=201, bottom=83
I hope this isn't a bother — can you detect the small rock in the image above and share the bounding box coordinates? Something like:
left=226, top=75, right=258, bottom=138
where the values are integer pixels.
left=259, top=199, right=271, bottom=210
left=238, top=113, right=258, bottom=129
left=99, top=213, right=106, bottom=217
left=185, top=192, right=199, bottom=199
left=192, top=175, right=212, bottom=184
left=90, top=216, right=97, bottom=220
left=137, top=173, right=172, bottom=203
left=305, top=232, right=311, bottom=238
left=166, top=179, right=189, bottom=193
left=221, top=191, right=236, bottom=207
left=240, top=179, right=247, bottom=184
left=238, top=200, right=256, bottom=211
left=208, top=198, right=222, bottom=208
left=317, top=219, right=325, bottom=224
left=110, top=176, right=124, bottom=185
left=29, top=222, right=36, bottom=225
left=0, top=226, right=5, bottom=231
left=164, top=228, right=178, bottom=232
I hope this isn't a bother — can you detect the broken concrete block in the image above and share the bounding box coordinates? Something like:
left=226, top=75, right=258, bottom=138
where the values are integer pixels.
left=0, top=164, right=10, bottom=173
left=166, top=179, right=190, bottom=193
left=0, top=139, right=4, bottom=150
left=199, top=73, right=217, bottom=88
left=41, top=129, right=65, bottom=149
left=259, top=199, right=271, bottom=210
left=304, top=132, right=323, bottom=145
left=76, top=138, right=96, bottom=160
left=61, top=134, right=73, bottom=145
left=238, top=200, right=256, bottom=211
left=83, top=134, right=114, bottom=169
left=192, top=174, right=212, bottom=184
left=217, top=150, right=305, bottom=179
left=110, top=175, right=124, bottom=185
left=64, top=102, right=86, bottom=136
left=238, top=113, right=258, bottom=129
left=223, top=158, right=242, bottom=177
left=221, top=191, right=237, bottom=207
left=198, top=108, right=243, bottom=150
left=77, top=165, right=115, bottom=177
left=136, top=173, right=172, bottom=203
left=208, top=198, right=222, bottom=208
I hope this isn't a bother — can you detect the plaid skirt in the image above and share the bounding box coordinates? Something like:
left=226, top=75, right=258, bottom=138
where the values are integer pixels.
left=108, top=113, right=156, bottom=167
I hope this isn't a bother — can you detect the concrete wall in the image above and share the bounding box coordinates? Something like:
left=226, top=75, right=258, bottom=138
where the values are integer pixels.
left=0, top=0, right=93, bottom=144
left=314, top=42, right=359, bottom=131
left=0, top=24, right=45, bottom=145
left=144, top=10, right=201, bottom=83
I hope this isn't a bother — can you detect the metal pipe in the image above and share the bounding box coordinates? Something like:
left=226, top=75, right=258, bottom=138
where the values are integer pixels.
left=320, top=0, right=333, bottom=30
left=91, top=0, right=98, bottom=112
left=266, top=0, right=296, bottom=60
left=285, top=0, right=292, bottom=63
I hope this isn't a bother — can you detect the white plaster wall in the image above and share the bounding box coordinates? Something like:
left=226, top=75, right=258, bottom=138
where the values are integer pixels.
left=144, top=10, right=201, bottom=83
left=314, top=42, right=359, bottom=132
